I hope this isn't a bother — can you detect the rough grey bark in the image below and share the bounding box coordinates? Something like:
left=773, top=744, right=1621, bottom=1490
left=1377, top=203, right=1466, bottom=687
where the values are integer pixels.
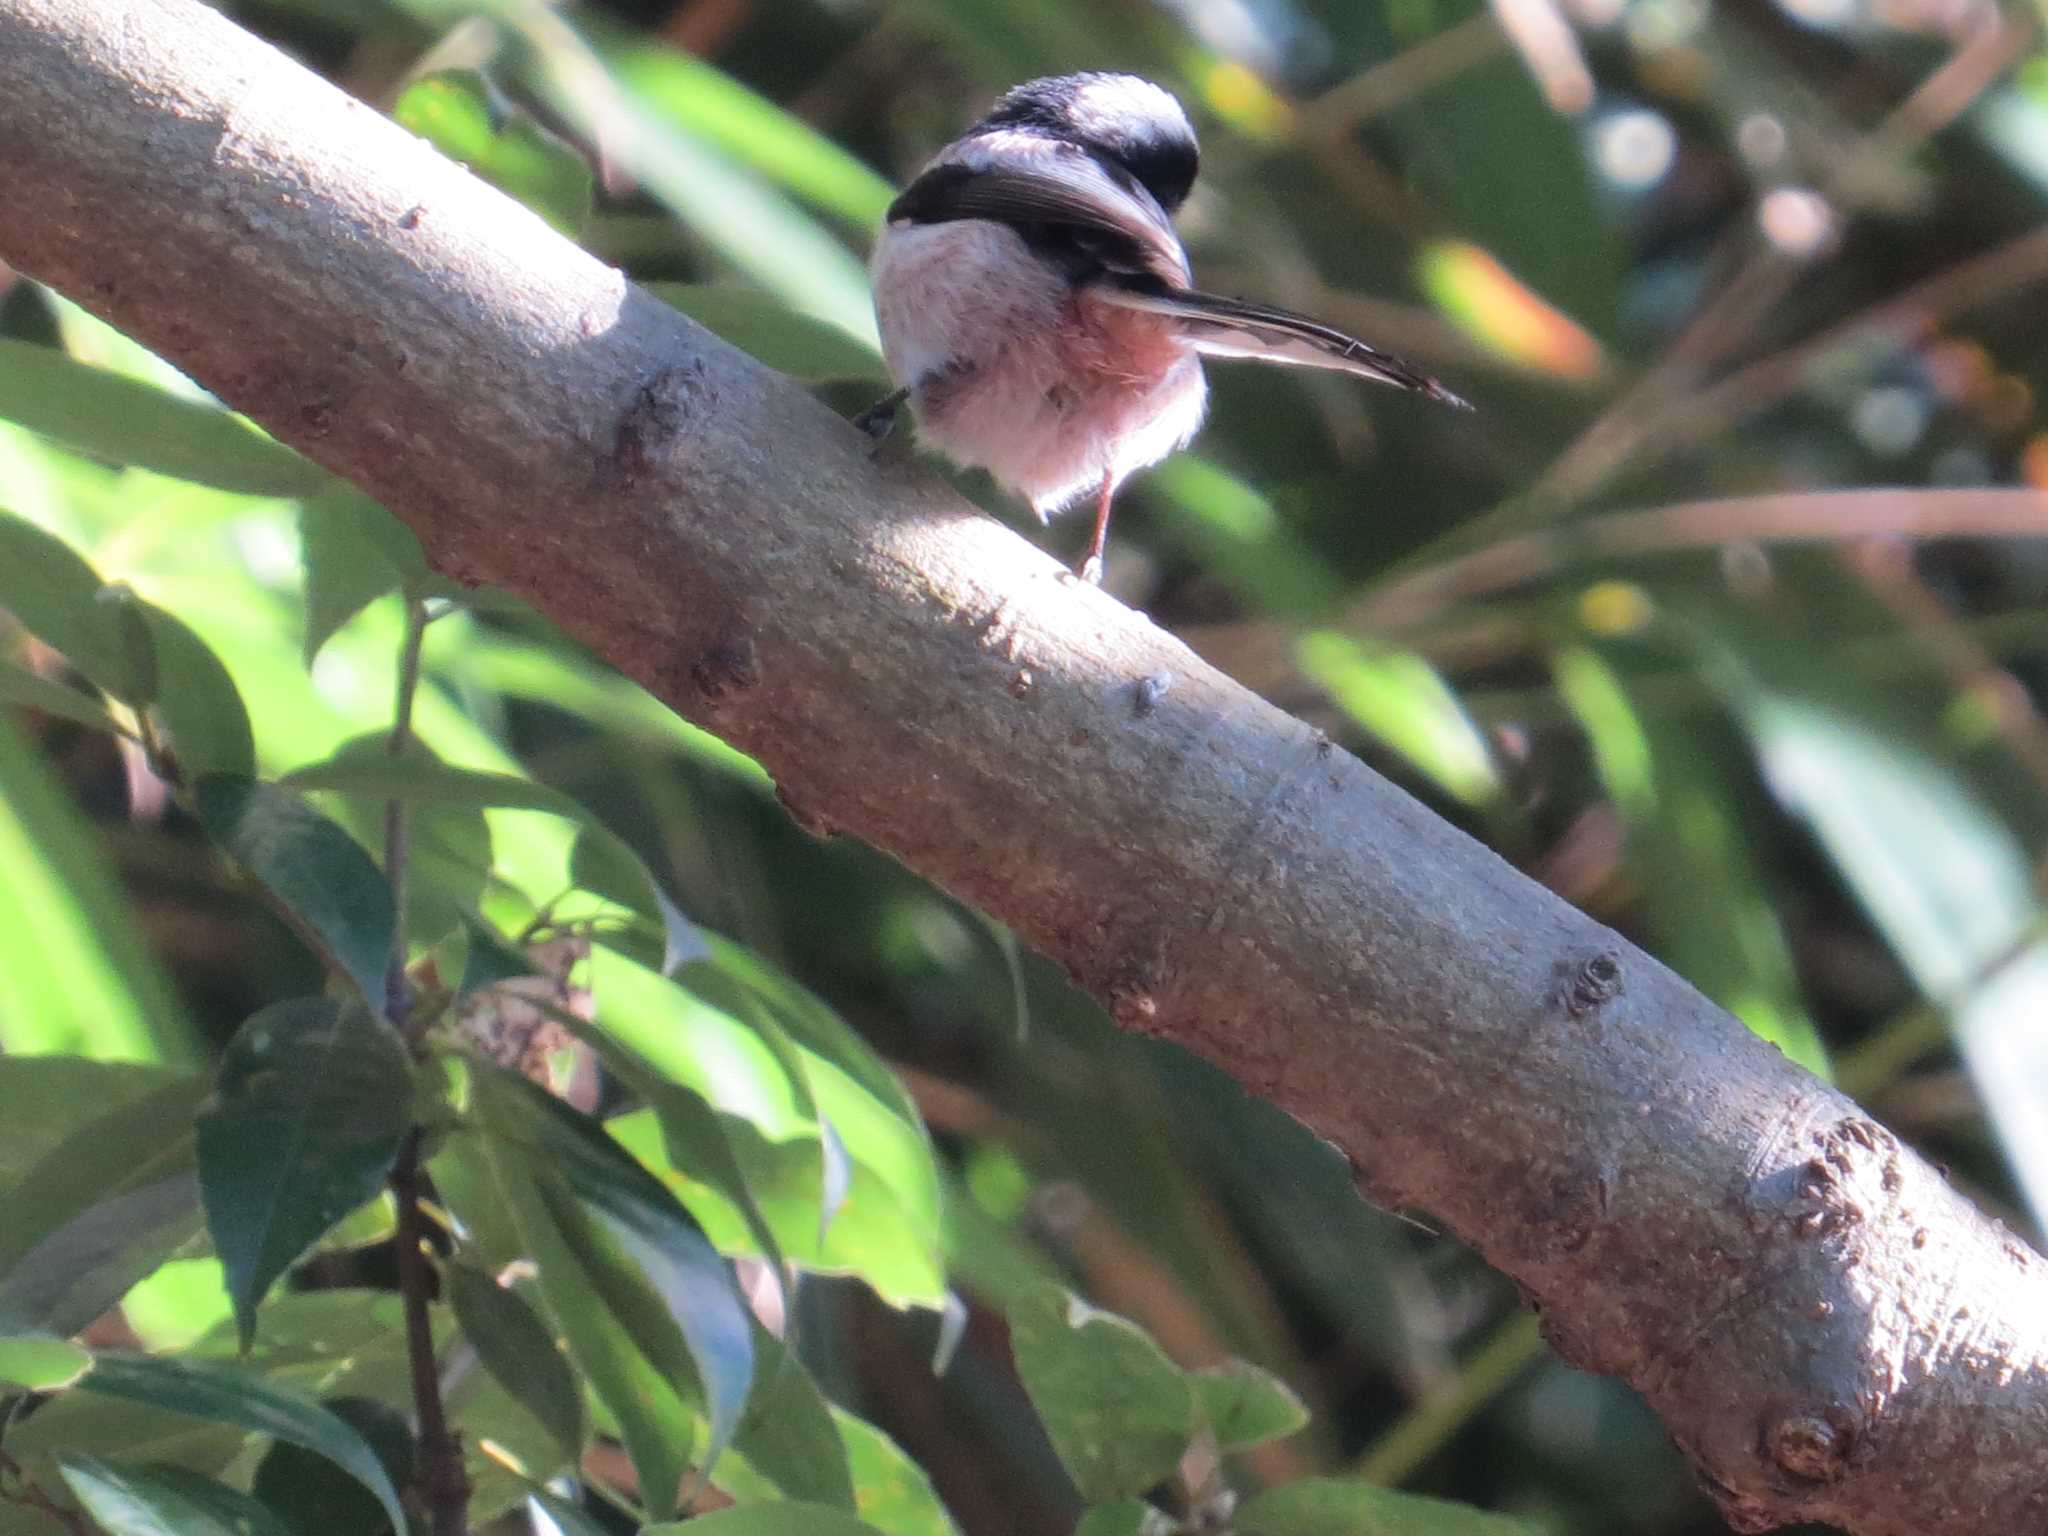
left=1, top=2, right=2044, bottom=1529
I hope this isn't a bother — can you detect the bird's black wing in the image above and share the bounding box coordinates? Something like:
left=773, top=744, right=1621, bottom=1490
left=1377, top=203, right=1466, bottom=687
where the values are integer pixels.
left=887, top=154, right=1189, bottom=286
left=1094, top=279, right=1472, bottom=408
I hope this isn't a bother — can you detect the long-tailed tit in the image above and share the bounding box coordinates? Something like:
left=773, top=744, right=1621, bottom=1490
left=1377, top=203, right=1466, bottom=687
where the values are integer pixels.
left=863, top=71, right=1470, bottom=582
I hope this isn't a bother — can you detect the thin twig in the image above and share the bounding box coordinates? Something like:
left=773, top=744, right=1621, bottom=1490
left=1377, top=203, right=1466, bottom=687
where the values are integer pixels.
left=0, top=1449, right=93, bottom=1536
left=379, top=594, right=469, bottom=1536
left=384, top=594, right=426, bottom=1035
left=1355, top=487, right=2048, bottom=628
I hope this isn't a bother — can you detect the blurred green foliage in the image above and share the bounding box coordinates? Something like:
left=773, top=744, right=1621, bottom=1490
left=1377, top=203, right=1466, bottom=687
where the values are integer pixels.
left=3, top=0, right=2047, bottom=1531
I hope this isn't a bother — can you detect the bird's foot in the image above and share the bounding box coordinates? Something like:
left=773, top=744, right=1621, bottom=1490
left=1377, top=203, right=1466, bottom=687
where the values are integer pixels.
left=851, top=386, right=909, bottom=442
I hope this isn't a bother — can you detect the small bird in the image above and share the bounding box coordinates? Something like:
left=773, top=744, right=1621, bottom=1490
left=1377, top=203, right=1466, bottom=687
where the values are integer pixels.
left=862, top=71, right=1470, bottom=583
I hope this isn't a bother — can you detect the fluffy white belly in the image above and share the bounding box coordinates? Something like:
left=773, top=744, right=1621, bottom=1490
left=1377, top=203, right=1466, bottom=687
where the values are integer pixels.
left=871, top=220, right=1207, bottom=517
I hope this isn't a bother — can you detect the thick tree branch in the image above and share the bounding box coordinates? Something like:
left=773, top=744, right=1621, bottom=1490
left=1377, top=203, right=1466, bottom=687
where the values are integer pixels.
left=1, top=2, right=2044, bottom=1529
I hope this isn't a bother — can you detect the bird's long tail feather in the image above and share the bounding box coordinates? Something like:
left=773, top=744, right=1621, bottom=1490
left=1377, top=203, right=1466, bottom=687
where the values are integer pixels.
left=1095, top=282, right=1472, bottom=410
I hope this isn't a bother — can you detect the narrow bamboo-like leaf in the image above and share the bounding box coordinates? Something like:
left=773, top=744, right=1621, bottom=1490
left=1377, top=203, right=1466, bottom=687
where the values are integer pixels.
left=1298, top=631, right=1501, bottom=810
left=1187, top=1361, right=1309, bottom=1451
left=1554, top=643, right=1828, bottom=1075
left=602, top=44, right=892, bottom=228
left=0, top=1333, right=91, bottom=1390
left=0, top=712, right=202, bottom=1061
left=643, top=1504, right=889, bottom=1536
left=195, top=779, right=395, bottom=1002
left=499, top=9, right=877, bottom=343
left=72, top=1354, right=406, bottom=1533
left=645, top=284, right=886, bottom=382
left=0, top=1073, right=209, bottom=1333
left=196, top=997, right=413, bottom=1346
left=0, top=1059, right=188, bottom=1182
left=57, top=1455, right=294, bottom=1536
left=445, top=1260, right=586, bottom=1460
left=396, top=70, right=594, bottom=235
left=1237, top=1477, right=1537, bottom=1536
left=0, top=339, right=328, bottom=496
left=1006, top=1284, right=1194, bottom=1502
left=0, top=1177, right=202, bottom=1338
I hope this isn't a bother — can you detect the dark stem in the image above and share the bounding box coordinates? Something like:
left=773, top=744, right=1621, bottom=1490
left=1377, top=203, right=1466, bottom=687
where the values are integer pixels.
left=392, top=1131, right=469, bottom=1536
left=380, top=594, right=467, bottom=1534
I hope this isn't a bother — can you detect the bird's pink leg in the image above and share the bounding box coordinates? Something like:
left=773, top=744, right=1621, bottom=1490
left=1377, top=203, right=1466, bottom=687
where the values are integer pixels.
left=1077, top=468, right=1115, bottom=585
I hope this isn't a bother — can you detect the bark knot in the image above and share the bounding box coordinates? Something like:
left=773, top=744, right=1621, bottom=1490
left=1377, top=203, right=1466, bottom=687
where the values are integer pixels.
left=1762, top=1408, right=1856, bottom=1484
left=1563, top=950, right=1624, bottom=1017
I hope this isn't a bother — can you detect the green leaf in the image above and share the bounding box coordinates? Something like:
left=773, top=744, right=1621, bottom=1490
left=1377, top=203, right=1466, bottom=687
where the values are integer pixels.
left=462, top=1113, right=698, bottom=1518
left=714, top=1329, right=854, bottom=1510
left=445, top=1260, right=586, bottom=1460
left=0, top=511, right=142, bottom=706
left=195, top=778, right=396, bottom=1002
left=1236, top=1477, right=1537, bottom=1536
left=457, top=915, right=537, bottom=1000
left=645, top=285, right=886, bottom=382
left=0, top=712, right=202, bottom=1062
left=56, top=1455, right=294, bottom=1536
left=0, top=338, right=328, bottom=496
left=0, top=1073, right=209, bottom=1334
left=832, top=1407, right=959, bottom=1536
left=396, top=70, right=594, bottom=236
left=1187, top=1361, right=1309, bottom=1451
left=196, top=998, right=414, bottom=1346
left=589, top=950, right=944, bottom=1306
left=93, top=584, right=159, bottom=706
left=250, top=1395, right=414, bottom=1536
left=139, top=602, right=255, bottom=780
left=71, top=1354, right=407, bottom=1533
left=285, top=754, right=667, bottom=937
left=643, top=1504, right=889, bottom=1536
left=298, top=491, right=419, bottom=666
left=488, top=1072, right=754, bottom=1465
left=0, top=1333, right=91, bottom=1390
left=294, top=736, right=494, bottom=948
left=1006, top=1284, right=1194, bottom=1502
left=0, top=659, right=128, bottom=738
left=532, top=1007, right=788, bottom=1320
left=1074, top=1500, right=1164, bottom=1536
